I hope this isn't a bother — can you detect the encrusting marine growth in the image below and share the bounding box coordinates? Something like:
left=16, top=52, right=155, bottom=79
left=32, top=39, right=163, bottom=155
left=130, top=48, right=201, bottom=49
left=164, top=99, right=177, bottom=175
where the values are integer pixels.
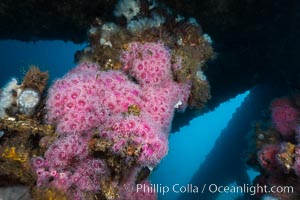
left=0, top=0, right=214, bottom=199
left=37, top=42, right=193, bottom=199
left=248, top=95, right=300, bottom=199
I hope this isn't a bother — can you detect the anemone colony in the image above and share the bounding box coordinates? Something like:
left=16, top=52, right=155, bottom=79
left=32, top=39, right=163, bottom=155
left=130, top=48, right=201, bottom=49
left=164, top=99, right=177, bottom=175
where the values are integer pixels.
left=0, top=0, right=213, bottom=199
left=1, top=0, right=299, bottom=200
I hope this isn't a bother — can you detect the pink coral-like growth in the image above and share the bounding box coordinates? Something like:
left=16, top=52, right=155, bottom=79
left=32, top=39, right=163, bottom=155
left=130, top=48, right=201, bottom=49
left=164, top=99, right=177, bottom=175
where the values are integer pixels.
left=270, top=97, right=300, bottom=139
left=38, top=41, right=195, bottom=199
left=100, top=115, right=168, bottom=166
left=44, top=134, right=89, bottom=168
left=141, top=81, right=191, bottom=132
left=257, top=144, right=281, bottom=174
left=46, top=64, right=142, bottom=134
left=121, top=42, right=172, bottom=86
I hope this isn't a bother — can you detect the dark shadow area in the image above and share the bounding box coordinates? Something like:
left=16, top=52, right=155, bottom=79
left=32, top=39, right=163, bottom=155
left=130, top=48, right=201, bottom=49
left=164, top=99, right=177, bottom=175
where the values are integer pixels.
left=1, top=0, right=300, bottom=131
left=178, top=81, right=289, bottom=200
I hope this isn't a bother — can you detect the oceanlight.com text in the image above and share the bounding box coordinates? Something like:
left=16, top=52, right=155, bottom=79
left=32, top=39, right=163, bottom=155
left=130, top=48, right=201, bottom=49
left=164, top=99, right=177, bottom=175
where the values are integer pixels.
left=134, top=183, right=294, bottom=196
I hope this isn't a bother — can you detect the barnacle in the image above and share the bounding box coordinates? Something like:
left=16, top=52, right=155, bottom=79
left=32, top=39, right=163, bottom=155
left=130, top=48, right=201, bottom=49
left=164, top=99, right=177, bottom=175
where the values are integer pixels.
left=127, top=104, right=141, bottom=116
